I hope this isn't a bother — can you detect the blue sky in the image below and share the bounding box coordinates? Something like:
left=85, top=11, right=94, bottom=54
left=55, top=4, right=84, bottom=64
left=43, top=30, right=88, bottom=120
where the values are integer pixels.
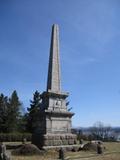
left=0, top=0, right=120, bottom=127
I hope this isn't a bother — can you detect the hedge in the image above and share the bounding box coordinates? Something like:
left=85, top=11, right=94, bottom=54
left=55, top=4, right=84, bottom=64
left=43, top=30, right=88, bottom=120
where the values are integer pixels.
left=0, top=133, right=32, bottom=142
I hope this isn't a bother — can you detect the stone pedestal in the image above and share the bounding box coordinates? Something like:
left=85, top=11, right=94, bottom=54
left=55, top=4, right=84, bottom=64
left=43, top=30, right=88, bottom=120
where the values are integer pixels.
left=32, top=105, right=77, bottom=148
left=32, top=133, right=77, bottom=148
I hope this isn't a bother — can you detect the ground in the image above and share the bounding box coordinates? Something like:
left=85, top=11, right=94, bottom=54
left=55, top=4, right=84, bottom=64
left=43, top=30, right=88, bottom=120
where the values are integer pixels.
left=7, top=142, right=120, bottom=160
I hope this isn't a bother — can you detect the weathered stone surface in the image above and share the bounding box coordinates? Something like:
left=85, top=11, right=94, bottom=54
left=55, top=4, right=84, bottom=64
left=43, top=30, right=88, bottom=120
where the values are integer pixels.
left=47, top=24, right=61, bottom=92
left=33, top=133, right=77, bottom=147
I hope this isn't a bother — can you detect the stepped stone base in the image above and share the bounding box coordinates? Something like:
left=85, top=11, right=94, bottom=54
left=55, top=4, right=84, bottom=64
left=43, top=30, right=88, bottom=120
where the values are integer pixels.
left=32, top=133, right=77, bottom=148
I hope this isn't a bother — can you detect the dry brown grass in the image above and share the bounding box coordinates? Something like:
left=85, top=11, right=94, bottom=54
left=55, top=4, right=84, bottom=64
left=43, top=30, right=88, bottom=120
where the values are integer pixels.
left=10, top=142, right=120, bottom=160
left=11, top=149, right=58, bottom=160
left=65, top=142, right=120, bottom=160
left=12, top=155, right=55, bottom=160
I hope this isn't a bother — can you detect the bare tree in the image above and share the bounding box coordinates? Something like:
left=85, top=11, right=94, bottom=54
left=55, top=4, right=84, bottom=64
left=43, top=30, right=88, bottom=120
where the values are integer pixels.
left=90, top=121, right=111, bottom=140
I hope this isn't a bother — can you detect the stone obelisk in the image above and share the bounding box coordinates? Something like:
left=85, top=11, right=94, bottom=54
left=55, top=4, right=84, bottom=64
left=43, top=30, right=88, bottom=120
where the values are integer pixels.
left=32, top=24, right=77, bottom=148
left=47, top=24, right=61, bottom=92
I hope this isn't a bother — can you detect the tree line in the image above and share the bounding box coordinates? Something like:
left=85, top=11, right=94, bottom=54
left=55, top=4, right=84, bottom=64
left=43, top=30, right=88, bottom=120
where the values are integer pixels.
left=73, top=121, right=113, bottom=142
left=0, top=90, right=41, bottom=133
left=0, top=90, right=116, bottom=142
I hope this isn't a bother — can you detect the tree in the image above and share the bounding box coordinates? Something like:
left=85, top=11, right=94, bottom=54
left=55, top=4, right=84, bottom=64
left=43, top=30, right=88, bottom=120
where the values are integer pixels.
left=0, top=94, right=8, bottom=132
left=90, top=121, right=111, bottom=140
left=27, top=90, right=41, bottom=133
left=6, top=90, right=22, bottom=132
left=17, top=113, right=29, bottom=133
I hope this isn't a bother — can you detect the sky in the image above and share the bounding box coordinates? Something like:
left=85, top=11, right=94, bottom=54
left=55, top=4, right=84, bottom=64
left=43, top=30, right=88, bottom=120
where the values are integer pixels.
left=0, top=0, right=120, bottom=127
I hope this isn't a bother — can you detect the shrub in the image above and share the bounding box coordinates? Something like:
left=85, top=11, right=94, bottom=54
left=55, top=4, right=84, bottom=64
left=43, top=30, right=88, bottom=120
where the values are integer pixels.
left=0, top=133, right=32, bottom=142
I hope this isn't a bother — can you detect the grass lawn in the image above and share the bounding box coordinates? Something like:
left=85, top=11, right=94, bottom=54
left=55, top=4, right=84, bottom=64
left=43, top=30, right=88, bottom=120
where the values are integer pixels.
left=8, top=142, right=120, bottom=160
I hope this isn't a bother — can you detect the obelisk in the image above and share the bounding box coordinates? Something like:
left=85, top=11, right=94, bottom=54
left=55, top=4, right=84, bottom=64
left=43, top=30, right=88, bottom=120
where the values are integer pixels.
left=32, top=24, right=77, bottom=148
left=47, top=24, right=61, bottom=92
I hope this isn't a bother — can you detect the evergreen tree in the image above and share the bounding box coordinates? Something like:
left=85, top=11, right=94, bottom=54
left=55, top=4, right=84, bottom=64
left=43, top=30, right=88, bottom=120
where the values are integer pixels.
left=27, top=90, right=41, bottom=133
left=6, top=90, right=22, bottom=132
left=0, top=94, right=8, bottom=132
left=17, top=113, right=28, bottom=133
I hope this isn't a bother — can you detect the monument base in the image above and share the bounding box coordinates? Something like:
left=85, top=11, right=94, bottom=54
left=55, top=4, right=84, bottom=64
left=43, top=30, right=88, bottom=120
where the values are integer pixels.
left=32, top=133, right=77, bottom=148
